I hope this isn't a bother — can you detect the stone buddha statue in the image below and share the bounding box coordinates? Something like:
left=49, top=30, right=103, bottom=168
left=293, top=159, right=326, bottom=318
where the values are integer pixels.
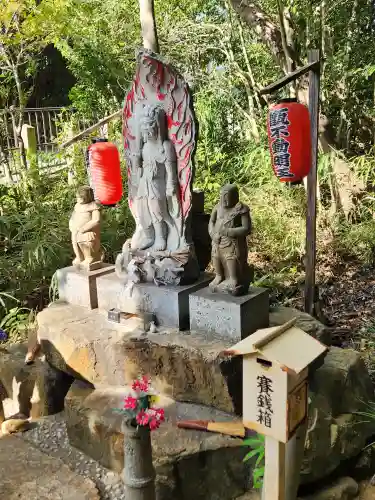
left=69, top=186, right=103, bottom=271
left=208, top=184, right=252, bottom=296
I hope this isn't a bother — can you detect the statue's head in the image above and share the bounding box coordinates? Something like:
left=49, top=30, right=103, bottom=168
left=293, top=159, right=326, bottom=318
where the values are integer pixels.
left=140, top=104, right=166, bottom=142
left=221, top=184, right=239, bottom=208
left=77, top=185, right=95, bottom=204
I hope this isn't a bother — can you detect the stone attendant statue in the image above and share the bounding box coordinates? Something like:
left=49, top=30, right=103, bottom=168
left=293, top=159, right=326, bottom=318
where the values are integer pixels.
left=69, top=186, right=103, bottom=271
left=130, top=104, right=180, bottom=252
left=209, top=184, right=252, bottom=296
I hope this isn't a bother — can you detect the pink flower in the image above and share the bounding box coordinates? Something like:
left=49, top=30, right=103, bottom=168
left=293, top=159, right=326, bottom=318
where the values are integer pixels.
left=154, top=408, right=165, bottom=422
left=132, top=376, right=151, bottom=394
left=124, top=396, right=137, bottom=410
left=149, top=418, right=160, bottom=431
left=136, top=409, right=150, bottom=426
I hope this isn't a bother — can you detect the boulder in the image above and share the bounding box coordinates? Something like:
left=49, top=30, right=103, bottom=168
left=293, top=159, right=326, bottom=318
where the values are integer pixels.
left=302, top=347, right=375, bottom=484
left=65, top=381, right=251, bottom=500
left=230, top=477, right=359, bottom=500
left=303, top=477, right=358, bottom=500
left=0, top=343, right=73, bottom=418
left=37, top=303, right=331, bottom=415
left=358, top=481, right=375, bottom=500
left=37, top=303, right=241, bottom=413
left=269, top=306, right=331, bottom=345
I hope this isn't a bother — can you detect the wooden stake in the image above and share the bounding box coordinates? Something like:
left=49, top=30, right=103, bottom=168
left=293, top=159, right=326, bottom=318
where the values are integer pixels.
left=304, top=49, right=321, bottom=315
left=262, top=437, right=286, bottom=500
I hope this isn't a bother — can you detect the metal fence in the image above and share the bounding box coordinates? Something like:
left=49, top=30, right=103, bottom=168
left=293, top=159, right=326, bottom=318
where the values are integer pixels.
left=0, top=107, right=100, bottom=183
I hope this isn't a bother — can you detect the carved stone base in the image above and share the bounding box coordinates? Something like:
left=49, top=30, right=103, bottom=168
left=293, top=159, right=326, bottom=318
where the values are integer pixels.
left=115, top=243, right=200, bottom=287
left=189, top=286, right=269, bottom=340
left=96, top=273, right=213, bottom=330
left=73, top=260, right=103, bottom=272
left=56, top=264, right=115, bottom=309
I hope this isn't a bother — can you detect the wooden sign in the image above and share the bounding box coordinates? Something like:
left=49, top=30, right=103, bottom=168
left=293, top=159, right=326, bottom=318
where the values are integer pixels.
left=226, top=320, right=326, bottom=444
left=288, top=381, right=307, bottom=436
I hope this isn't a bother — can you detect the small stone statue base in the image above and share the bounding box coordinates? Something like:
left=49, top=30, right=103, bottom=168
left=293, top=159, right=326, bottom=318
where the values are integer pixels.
left=189, top=286, right=269, bottom=340
left=96, top=273, right=213, bottom=330
left=56, top=264, right=115, bottom=309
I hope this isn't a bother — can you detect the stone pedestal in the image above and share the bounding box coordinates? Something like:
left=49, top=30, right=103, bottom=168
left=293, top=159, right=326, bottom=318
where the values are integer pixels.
left=189, top=287, right=269, bottom=340
left=57, top=264, right=115, bottom=309
left=96, top=273, right=213, bottom=330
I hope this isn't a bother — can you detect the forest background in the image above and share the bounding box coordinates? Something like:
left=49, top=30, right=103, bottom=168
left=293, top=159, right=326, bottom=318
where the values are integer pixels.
left=1, top=0, right=375, bottom=342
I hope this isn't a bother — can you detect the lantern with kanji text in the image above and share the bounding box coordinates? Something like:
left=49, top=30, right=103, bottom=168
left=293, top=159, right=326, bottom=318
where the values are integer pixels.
left=86, top=138, right=122, bottom=206
left=267, top=99, right=311, bottom=183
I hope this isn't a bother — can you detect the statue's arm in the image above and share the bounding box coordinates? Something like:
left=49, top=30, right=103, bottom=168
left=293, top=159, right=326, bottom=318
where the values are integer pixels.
left=224, top=211, right=252, bottom=238
left=164, top=141, right=178, bottom=195
left=208, top=206, right=218, bottom=239
left=80, top=208, right=101, bottom=233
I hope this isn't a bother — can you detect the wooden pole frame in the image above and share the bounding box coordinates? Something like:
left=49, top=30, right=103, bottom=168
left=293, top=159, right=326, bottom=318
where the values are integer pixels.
left=259, top=49, right=321, bottom=315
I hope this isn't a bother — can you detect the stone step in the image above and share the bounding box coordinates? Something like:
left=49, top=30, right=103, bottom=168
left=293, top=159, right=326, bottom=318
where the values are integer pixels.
left=65, top=381, right=252, bottom=500
left=0, top=434, right=99, bottom=499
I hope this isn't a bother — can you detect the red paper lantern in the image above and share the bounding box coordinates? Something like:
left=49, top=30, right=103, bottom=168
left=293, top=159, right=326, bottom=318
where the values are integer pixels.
left=86, top=140, right=122, bottom=205
left=267, top=99, right=311, bottom=182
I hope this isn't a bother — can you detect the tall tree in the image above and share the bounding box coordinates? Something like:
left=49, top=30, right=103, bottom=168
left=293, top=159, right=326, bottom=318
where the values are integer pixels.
left=139, top=0, right=159, bottom=52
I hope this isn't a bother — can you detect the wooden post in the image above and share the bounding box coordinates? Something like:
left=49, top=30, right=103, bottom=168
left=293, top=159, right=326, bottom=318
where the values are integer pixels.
left=284, top=419, right=308, bottom=499
left=262, top=437, right=286, bottom=500
left=304, top=49, right=321, bottom=314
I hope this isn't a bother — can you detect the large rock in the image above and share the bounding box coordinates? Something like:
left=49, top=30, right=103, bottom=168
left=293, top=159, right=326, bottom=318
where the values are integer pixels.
left=65, top=382, right=250, bottom=500
left=301, top=347, right=375, bottom=484
left=38, top=302, right=241, bottom=413
left=37, top=303, right=330, bottom=414
left=231, top=477, right=359, bottom=500
left=269, top=306, right=331, bottom=345
left=0, top=435, right=99, bottom=499
left=0, top=344, right=73, bottom=418
left=303, top=477, right=358, bottom=500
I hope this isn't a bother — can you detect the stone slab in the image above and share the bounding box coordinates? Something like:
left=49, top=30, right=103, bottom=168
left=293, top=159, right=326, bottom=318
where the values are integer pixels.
left=65, top=382, right=250, bottom=500
left=189, top=286, right=269, bottom=339
left=97, top=272, right=213, bottom=330
left=57, top=263, right=115, bottom=309
left=0, top=435, right=99, bottom=499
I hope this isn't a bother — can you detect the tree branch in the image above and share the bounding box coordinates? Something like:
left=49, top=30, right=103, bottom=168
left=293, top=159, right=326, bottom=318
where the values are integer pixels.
left=229, top=0, right=287, bottom=72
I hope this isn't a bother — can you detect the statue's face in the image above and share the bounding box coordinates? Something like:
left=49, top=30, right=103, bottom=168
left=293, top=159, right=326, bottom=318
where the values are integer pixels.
left=76, top=187, right=93, bottom=204
left=221, top=187, right=237, bottom=208
left=142, top=121, right=157, bottom=142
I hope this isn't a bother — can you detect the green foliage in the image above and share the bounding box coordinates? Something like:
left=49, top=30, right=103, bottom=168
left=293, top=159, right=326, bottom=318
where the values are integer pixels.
left=0, top=0, right=61, bottom=108
left=243, top=433, right=265, bottom=489
left=0, top=307, right=33, bottom=341
left=0, top=291, right=32, bottom=342
left=0, top=165, right=134, bottom=335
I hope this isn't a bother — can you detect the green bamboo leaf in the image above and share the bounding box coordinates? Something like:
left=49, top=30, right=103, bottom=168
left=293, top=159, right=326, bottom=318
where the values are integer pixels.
left=243, top=448, right=260, bottom=462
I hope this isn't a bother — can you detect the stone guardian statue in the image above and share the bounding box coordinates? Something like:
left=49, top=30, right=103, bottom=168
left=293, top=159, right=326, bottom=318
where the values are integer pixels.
left=209, top=184, right=252, bottom=296
left=69, top=186, right=103, bottom=271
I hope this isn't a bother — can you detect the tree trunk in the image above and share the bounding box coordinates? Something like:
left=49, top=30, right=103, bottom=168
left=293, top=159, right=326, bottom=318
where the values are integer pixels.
left=139, top=0, right=159, bottom=53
